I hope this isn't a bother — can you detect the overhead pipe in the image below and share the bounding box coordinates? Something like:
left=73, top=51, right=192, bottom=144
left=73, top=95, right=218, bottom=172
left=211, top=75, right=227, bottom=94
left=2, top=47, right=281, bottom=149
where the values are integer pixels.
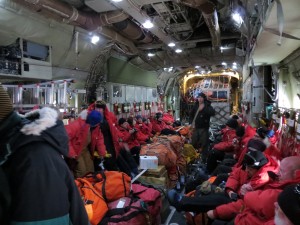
left=180, top=0, right=221, bottom=48
left=16, top=0, right=152, bottom=49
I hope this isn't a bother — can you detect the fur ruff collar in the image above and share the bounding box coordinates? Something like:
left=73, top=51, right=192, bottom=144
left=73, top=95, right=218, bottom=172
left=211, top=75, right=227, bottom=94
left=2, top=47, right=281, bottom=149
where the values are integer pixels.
left=19, top=107, right=58, bottom=136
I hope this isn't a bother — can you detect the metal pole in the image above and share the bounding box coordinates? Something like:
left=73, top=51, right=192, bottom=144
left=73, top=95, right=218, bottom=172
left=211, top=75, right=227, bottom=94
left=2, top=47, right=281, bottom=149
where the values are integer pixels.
left=63, top=80, right=67, bottom=111
left=50, top=82, right=54, bottom=105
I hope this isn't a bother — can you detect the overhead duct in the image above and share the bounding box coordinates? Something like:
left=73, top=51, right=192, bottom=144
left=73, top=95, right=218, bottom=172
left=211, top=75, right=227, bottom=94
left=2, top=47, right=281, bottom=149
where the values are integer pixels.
left=16, top=0, right=152, bottom=46
left=180, top=0, right=221, bottom=48
left=113, top=20, right=153, bottom=43
left=21, top=0, right=128, bottom=30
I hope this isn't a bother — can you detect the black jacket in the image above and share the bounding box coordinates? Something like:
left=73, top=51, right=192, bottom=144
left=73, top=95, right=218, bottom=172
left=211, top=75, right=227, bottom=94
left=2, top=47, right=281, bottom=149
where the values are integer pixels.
left=189, top=100, right=215, bottom=129
left=0, top=108, right=89, bottom=225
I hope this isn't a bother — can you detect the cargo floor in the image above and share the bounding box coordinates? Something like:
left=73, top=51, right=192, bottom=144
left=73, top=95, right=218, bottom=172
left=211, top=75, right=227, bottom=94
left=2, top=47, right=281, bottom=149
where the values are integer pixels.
left=162, top=207, right=186, bottom=225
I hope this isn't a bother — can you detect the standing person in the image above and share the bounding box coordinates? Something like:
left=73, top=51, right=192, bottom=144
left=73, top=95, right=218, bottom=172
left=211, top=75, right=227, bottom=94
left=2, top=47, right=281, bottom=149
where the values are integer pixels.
left=90, top=100, right=137, bottom=176
left=0, top=85, right=89, bottom=225
left=189, top=92, right=215, bottom=162
left=65, top=109, right=94, bottom=178
left=90, top=100, right=120, bottom=170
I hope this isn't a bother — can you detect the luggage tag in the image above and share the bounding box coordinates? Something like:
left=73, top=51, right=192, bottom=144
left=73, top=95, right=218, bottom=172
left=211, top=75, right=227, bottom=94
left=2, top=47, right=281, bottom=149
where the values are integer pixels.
left=116, top=198, right=126, bottom=208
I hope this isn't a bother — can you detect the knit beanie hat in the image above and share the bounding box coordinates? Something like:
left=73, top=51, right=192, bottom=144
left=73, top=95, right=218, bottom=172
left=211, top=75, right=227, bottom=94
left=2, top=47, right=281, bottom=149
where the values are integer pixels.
left=242, top=150, right=268, bottom=169
left=256, top=127, right=270, bottom=139
left=278, top=184, right=300, bottom=225
left=226, top=118, right=238, bottom=129
left=247, top=138, right=267, bottom=152
left=0, top=85, right=13, bottom=122
left=86, top=110, right=102, bottom=127
left=136, top=115, right=142, bottom=120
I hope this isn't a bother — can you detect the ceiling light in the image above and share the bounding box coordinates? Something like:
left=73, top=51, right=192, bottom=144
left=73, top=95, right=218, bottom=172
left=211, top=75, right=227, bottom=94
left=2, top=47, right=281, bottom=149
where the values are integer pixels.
left=222, top=62, right=227, bottom=66
left=195, top=65, right=200, bottom=69
left=175, top=49, right=182, bottom=53
left=147, top=53, right=155, bottom=57
left=233, top=62, right=237, bottom=66
left=111, top=0, right=123, bottom=2
left=91, top=35, right=99, bottom=44
left=232, top=12, right=243, bottom=26
left=143, top=20, right=154, bottom=29
left=232, top=65, right=237, bottom=69
left=168, top=42, right=176, bottom=47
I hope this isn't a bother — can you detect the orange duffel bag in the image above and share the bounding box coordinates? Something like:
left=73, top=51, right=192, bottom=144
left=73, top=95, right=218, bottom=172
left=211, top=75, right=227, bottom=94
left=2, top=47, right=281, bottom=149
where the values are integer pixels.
left=84, top=170, right=131, bottom=202
left=75, top=178, right=108, bottom=225
left=140, top=142, right=177, bottom=168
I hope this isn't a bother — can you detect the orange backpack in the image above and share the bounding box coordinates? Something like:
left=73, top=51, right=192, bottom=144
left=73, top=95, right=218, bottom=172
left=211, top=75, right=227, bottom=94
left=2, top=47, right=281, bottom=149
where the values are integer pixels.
left=75, top=178, right=108, bottom=225
left=84, top=171, right=131, bottom=202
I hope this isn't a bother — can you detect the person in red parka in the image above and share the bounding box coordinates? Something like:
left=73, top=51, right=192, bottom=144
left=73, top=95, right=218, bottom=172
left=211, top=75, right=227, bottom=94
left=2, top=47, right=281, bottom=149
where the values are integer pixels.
left=135, top=115, right=153, bottom=138
left=117, top=118, right=141, bottom=165
left=152, top=112, right=173, bottom=134
left=65, top=109, right=94, bottom=177
left=167, top=149, right=277, bottom=213
left=127, top=117, right=150, bottom=145
left=162, top=109, right=175, bottom=126
left=207, top=156, right=300, bottom=225
left=206, top=118, right=239, bottom=173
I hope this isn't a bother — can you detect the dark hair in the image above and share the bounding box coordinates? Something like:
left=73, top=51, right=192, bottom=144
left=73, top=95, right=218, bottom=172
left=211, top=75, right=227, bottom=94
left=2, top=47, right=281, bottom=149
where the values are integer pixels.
left=236, top=125, right=245, bottom=137
left=118, top=118, right=127, bottom=125
left=127, top=117, right=134, bottom=126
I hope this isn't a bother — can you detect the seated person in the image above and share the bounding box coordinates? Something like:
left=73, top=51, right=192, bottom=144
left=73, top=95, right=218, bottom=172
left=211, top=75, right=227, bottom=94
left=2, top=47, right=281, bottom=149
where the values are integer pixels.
left=162, top=109, right=175, bottom=126
left=117, top=118, right=141, bottom=165
left=167, top=149, right=278, bottom=213
left=207, top=156, right=300, bottom=225
left=152, top=112, right=173, bottom=134
left=127, top=117, right=150, bottom=145
left=206, top=118, right=239, bottom=173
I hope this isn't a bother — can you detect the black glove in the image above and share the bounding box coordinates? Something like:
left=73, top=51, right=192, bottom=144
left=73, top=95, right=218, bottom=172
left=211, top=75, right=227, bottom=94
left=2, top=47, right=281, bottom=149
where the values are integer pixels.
left=229, top=192, right=238, bottom=201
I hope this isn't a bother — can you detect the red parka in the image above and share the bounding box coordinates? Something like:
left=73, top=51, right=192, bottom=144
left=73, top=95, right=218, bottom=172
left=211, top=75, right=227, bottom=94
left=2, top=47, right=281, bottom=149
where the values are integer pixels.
left=152, top=120, right=173, bottom=134
left=213, top=127, right=238, bottom=152
left=117, top=126, right=140, bottom=150
left=65, top=117, right=107, bottom=157
left=213, top=155, right=280, bottom=220
left=88, top=102, right=122, bottom=157
left=65, top=118, right=90, bottom=158
left=234, top=171, right=300, bottom=225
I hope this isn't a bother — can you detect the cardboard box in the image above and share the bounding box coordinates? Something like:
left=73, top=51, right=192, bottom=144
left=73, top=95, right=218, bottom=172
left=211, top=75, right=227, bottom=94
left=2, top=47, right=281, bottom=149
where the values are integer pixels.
left=144, top=165, right=166, bottom=177
left=139, top=155, right=158, bottom=169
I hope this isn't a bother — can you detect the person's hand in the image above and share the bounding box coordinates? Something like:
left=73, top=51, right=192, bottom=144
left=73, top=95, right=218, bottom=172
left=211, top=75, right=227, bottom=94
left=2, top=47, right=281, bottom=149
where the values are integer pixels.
left=129, top=129, right=136, bottom=134
left=240, top=183, right=253, bottom=196
left=207, top=210, right=215, bottom=219
left=228, top=191, right=238, bottom=201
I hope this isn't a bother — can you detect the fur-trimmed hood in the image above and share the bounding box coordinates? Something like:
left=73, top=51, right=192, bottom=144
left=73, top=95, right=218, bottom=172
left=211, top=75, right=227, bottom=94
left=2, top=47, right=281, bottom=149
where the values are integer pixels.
left=19, top=107, right=58, bottom=136
left=0, top=108, right=69, bottom=162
